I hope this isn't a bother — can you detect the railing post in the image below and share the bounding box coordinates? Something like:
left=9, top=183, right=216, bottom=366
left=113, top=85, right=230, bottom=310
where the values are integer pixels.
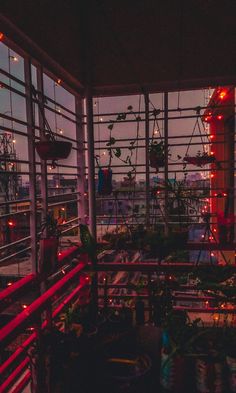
left=164, top=92, right=169, bottom=236
left=147, top=272, right=152, bottom=322
left=75, top=97, right=86, bottom=224
left=24, top=57, right=38, bottom=274
left=145, top=93, right=150, bottom=228
left=36, top=65, right=48, bottom=225
left=86, top=89, right=96, bottom=239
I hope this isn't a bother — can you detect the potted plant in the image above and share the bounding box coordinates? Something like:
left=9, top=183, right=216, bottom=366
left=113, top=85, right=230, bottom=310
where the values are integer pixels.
left=39, top=213, right=61, bottom=276
left=31, top=85, right=72, bottom=163
left=149, top=140, right=165, bottom=171
left=184, top=151, right=216, bottom=167
left=161, top=311, right=205, bottom=393
left=194, top=329, right=225, bottom=393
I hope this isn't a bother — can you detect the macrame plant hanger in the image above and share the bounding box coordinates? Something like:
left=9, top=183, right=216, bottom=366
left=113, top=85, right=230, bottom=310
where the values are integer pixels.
left=149, top=109, right=164, bottom=228
left=183, top=107, right=215, bottom=168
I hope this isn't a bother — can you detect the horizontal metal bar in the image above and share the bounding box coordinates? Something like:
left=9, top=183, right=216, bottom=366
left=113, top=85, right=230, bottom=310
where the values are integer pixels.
left=0, top=124, right=29, bottom=138
left=48, top=198, right=80, bottom=208
left=59, top=216, right=79, bottom=226
left=0, top=273, right=36, bottom=313
left=0, top=236, right=31, bottom=252
left=52, top=282, right=88, bottom=318
left=43, top=93, right=79, bottom=119
left=10, top=371, right=31, bottom=393
left=0, top=199, right=31, bottom=207
left=1, top=356, right=29, bottom=393
left=0, top=66, right=26, bottom=87
left=94, top=263, right=236, bottom=273
left=44, top=103, right=79, bottom=128
left=93, top=101, right=236, bottom=118
left=47, top=191, right=81, bottom=199
left=61, top=223, right=80, bottom=235
left=47, top=172, right=79, bottom=177
left=0, top=209, right=30, bottom=219
left=0, top=246, right=31, bottom=265
left=1, top=278, right=88, bottom=379
left=93, top=131, right=228, bottom=144
left=0, top=79, right=27, bottom=99
left=0, top=261, right=85, bottom=348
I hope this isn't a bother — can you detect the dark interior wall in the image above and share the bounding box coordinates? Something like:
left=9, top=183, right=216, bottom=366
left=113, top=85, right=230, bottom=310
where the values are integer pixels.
left=0, top=0, right=236, bottom=95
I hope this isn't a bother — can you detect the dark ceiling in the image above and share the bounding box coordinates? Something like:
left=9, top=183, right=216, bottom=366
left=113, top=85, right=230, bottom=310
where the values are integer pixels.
left=1, top=0, right=236, bottom=96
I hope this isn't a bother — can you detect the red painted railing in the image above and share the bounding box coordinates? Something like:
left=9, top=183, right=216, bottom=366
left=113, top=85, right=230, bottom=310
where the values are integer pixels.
left=0, top=251, right=88, bottom=393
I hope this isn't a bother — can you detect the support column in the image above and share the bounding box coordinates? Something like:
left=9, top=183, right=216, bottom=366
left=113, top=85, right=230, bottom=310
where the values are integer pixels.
left=36, top=66, right=48, bottom=222
left=75, top=97, right=86, bottom=224
left=86, top=90, right=97, bottom=240
left=164, top=92, right=169, bottom=236
left=145, top=93, right=150, bottom=228
left=24, top=58, right=37, bottom=274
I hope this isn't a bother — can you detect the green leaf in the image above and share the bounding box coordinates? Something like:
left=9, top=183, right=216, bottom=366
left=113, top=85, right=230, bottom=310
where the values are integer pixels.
left=106, top=137, right=116, bottom=146
left=116, top=113, right=126, bottom=121
left=108, top=123, right=114, bottom=130
left=114, top=147, right=121, bottom=158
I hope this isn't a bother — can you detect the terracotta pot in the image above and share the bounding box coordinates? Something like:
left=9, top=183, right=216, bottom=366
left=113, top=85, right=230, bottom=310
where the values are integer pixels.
left=35, top=140, right=72, bottom=160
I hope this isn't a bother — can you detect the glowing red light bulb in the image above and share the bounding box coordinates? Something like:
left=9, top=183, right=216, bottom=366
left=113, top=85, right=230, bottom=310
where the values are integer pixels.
left=211, top=174, right=215, bottom=178
left=0, top=32, right=4, bottom=41
left=7, top=220, right=14, bottom=227
left=217, top=115, right=223, bottom=120
left=219, top=91, right=227, bottom=100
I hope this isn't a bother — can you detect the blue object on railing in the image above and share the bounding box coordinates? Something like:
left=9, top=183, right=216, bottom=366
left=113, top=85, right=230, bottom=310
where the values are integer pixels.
left=98, top=168, right=113, bottom=195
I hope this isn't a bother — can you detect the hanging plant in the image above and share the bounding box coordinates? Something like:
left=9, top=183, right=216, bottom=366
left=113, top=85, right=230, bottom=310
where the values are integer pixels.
left=149, top=140, right=165, bottom=170
left=35, top=138, right=72, bottom=161
left=39, top=212, right=61, bottom=276
left=31, top=86, right=72, bottom=164
left=184, top=151, right=216, bottom=167
left=182, top=107, right=221, bottom=170
left=95, top=104, right=140, bottom=195
left=149, top=109, right=168, bottom=172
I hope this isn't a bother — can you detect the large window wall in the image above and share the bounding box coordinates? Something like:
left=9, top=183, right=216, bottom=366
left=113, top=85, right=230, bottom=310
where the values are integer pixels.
left=0, top=38, right=86, bottom=276
left=92, top=88, right=235, bottom=263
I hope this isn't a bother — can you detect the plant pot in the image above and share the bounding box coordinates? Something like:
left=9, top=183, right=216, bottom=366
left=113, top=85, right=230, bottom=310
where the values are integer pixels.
left=226, top=356, right=236, bottom=392
left=184, top=155, right=216, bottom=167
left=39, top=237, right=59, bottom=275
left=35, top=140, right=72, bottom=160
left=195, top=357, right=224, bottom=393
left=98, top=168, right=113, bottom=195
left=103, top=353, right=151, bottom=393
left=149, top=152, right=165, bottom=169
left=161, top=351, right=193, bottom=392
